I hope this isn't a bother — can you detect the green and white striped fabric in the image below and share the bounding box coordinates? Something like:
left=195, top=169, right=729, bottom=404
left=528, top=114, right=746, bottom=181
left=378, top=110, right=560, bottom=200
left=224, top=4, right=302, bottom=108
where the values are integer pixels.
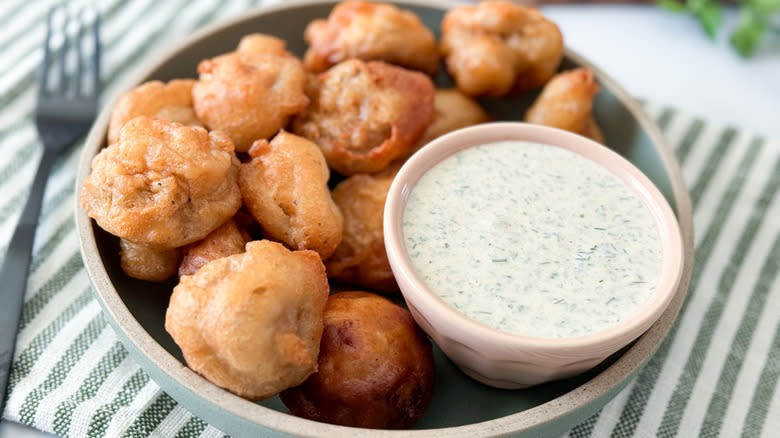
left=0, top=1, right=777, bottom=437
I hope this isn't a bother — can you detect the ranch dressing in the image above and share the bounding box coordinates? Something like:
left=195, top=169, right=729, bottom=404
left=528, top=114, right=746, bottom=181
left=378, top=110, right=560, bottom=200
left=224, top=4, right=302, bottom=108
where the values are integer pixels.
left=402, top=141, right=662, bottom=338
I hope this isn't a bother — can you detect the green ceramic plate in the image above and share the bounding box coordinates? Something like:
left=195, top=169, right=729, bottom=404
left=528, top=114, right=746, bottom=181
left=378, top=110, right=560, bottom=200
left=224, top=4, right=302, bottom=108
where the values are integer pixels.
left=76, top=1, right=694, bottom=436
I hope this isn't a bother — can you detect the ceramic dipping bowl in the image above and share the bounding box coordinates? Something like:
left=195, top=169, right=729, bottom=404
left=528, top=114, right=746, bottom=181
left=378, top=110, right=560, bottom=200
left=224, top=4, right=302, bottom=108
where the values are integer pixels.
left=384, top=122, right=684, bottom=389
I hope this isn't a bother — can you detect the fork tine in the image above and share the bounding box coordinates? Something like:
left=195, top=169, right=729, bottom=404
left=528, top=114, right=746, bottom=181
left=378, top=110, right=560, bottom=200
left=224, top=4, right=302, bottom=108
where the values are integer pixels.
left=56, top=12, right=70, bottom=94
left=38, top=6, right=58, bottom=94
left=91, top=11, right=101, bottom=95
left=74, top=10, right=85, bottom=96
left=39, top=5, right=101, bottom=98
left=76, top=7, right=103, bottom=97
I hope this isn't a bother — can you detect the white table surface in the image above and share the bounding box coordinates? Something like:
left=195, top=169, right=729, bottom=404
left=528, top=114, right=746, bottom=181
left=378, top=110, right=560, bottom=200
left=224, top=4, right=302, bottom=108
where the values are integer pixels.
left=544, top=5, right=780, bottom=141
left=2, top=4, right=778, bottom=438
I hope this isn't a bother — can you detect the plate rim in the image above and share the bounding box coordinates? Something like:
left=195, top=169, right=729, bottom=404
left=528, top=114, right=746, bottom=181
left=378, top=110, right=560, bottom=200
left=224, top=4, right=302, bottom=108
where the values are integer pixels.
left=75, top=0, right=695, bottom=436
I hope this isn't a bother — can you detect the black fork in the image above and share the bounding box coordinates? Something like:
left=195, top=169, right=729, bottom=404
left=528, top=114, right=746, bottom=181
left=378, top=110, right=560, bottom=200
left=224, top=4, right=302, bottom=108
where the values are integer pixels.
left=0, top=5, right=100, bottom=413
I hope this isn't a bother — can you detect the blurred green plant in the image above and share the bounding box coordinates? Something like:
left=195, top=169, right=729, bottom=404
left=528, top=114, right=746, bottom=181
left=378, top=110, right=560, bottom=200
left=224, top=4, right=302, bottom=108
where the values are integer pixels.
left=657, top=0, right=780, bottom=56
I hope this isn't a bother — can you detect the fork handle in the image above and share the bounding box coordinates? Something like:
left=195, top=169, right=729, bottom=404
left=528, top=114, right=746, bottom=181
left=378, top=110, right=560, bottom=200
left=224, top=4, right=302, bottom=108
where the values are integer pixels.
left=0, top=149, right=56, bottom=414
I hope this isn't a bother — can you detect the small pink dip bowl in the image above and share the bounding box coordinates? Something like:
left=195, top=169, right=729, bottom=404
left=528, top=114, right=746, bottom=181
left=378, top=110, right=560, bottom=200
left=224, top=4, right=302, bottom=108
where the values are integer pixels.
left=384, top=122, right=684, bottom=389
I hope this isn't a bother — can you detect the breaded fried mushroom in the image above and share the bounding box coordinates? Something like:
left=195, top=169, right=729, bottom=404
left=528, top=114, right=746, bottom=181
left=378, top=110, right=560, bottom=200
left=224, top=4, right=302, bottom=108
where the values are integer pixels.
left=178, top=218, right=251, bottom=277
left=193, top=34, right=309, bottom=152
left=440, top=0, right=563, bottom=97
left=119, top=239, right=181, bottom=282
left=107, top=79, right=202, bottom=145
left=281, top=291, right=435, bottom=429
left=304, top=1, right=439, bottom=75
left=166, top=240, right=329, bottom=401
left=293, top=60, right=434, bottom=175
left=326, top=166, right=398, bottom=292
left=81, top=116, right=242, bottom=248
left=239, top=131, right=343, bottom=260
left=414, top=88, right=491, bottom=152
left=524, top=68, right=605, bottom=143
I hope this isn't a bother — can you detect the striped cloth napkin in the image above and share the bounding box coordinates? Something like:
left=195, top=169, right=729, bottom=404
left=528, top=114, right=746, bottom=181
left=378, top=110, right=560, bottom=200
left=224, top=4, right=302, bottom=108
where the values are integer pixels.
left=0, top=1, right=777, bottom=437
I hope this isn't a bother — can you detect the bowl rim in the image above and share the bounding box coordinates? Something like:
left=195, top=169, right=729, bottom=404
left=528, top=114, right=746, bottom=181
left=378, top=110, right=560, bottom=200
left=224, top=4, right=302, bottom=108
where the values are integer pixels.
left=75, top=0, right=695, bottom=436
left=383, top=122, right=684, bottom=355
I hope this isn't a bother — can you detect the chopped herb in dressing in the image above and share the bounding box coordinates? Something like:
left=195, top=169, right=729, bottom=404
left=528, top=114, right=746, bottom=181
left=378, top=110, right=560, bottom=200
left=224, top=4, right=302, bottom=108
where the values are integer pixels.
left=403, top=141, right=662, bottom=338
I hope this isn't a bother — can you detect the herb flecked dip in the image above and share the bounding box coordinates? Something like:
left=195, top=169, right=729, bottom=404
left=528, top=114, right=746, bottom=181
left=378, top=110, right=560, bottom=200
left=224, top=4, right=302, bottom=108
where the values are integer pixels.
left=402, top=141, right=662, bottom=338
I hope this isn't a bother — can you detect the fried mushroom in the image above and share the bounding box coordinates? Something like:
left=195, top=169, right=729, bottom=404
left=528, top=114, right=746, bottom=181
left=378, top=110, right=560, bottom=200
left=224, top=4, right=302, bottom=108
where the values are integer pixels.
left=414, top=88, right=491, bottom=153
left=524, top=68, right=605, bottom=143
left=192, top=34, right=309, bottom=152
left=178, top=218, right=251, bottom=277
left=119, top=239, right=181, bottom=282
left=325, top=166, right=398, bottom=292
left=166, top=240, right=329, bottom=401
left=293, top=59, right=434, bottom=175
left=303, top=1, right=439, bottom=75
left=81, top=116, right=242, bottom=247
left=107, top=79, right=202, bottom=145
left=281, top=291, right=435, bottom=429
left=440, top=0, right=563, bottom=97
left=238, top=130, right=343, bottom=260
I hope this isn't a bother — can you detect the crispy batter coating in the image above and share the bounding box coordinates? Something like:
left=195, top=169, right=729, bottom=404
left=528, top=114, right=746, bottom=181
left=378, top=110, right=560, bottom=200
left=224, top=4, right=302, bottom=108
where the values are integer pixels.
left=178, top=218, right=251, bottom=277
left=584, top=117, right=605, bottom=144
left=238, top=131, right=343, bottom=259
left=293, top=59, right=434, bottom=175
left=280, top=291, right=435, bottom=429
left=415, top=88, right=491, bottom=151
left=440, top=1, right=563, bottom=97
left=325, top=166, right=398, bottom=292
left=524, top=68, right=604, bottom=143
left=119, top=239, right=181, bottom=281
left=166, top=240, right=329, bottom=401
left=303, top=1, right=439, bottom=75
left=81, top=116, right=242, bottom=247
left=583, top=116, right=607, bottom=144
left=192, top=34, right=309, bottom=152
left=107, top=79, right=202, bottom=145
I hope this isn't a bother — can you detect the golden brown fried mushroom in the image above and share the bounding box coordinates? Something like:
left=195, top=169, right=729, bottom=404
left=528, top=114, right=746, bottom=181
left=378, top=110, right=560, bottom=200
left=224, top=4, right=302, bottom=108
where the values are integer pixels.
left=524, top=68, right=604, bottom=143
left=107, top=79, right=201, bottom=145
left=281, top=291, right=435, bottom=429
left=119, top=239, right=181, bottom=282
left=325, top=166, right=398, bottom=292
left=178, top=219, right=251, bottom=277
left=414, top=88, right=491, bottom=152
left=303, top=1, right=439, bottom=75
left=440, top=1, right=563, bottom=97
left=293, top=59, right=434, bottom=175
left=166, top=240, right=329, bottom=401
left=585, top=117, right=605, bottom=144
left=81, top=116, right=241, bottom=247
left=238, top=131, right=343, bottom=260
left=192, top=34, right=309, bottom=152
